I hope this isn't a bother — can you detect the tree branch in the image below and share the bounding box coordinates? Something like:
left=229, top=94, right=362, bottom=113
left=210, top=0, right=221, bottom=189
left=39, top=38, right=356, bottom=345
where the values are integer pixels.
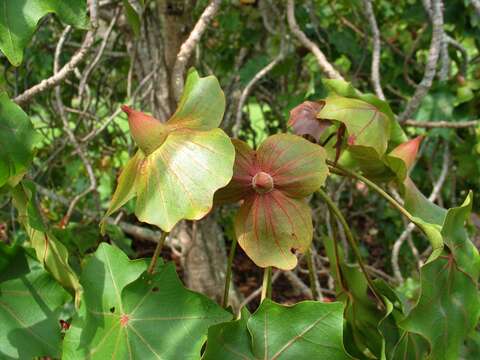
left=232, top=44, right=286, bottom=137
left=403, top=119, right=479, bottom=128
left=399, top=0, right=444, bottom=121
left=287, top=0, right=344, bottom=80
left=171, top=0, right=222, bottom=101
left=14, top=0, right=99, bottom=106
left=362, top=0, right=385, bottom=99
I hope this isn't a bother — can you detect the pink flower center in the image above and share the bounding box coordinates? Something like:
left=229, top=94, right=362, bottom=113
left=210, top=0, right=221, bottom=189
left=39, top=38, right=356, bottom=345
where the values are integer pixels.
left=252, top=172, right=274, bottom=194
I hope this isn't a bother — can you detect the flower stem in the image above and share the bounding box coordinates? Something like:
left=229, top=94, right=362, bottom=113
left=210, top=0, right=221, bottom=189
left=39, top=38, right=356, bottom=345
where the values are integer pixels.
left=222, top=237, right=238, bottom=308
left=326, top=160, right=416, bottom=223
left=147, top=231, right=168, bottom=274
left=317, top=188, right=384, bottom=308
left=305, top=248, right=319, bottom=300
left=260, top=267, right=272, bottom=302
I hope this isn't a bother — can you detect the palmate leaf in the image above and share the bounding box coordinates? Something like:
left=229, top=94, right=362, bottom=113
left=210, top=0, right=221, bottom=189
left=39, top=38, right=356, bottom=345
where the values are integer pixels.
left=0, top=92, right=37, bottom=189
left=398, top=192, right=480, bottom=360
left=0, top=0, right=88, bottom=66
left=63, top=243, right=231, bottom=359
left=103, top=70, right=235, bottom=232
left=204, top=300, right=351, bottom=360
left=11, top=181, right=82, bottom=304
left=0, top=250, right=70, bottom=359
left=216, top=134, right=329, bottom=270
left=248, top=300, right=350, bottom=359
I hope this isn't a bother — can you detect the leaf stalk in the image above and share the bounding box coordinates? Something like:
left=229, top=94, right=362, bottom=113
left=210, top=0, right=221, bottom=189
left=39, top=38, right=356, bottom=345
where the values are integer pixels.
left=222, top=236, right=238, bottom=308
left=147, top=231, right=168, bottom=274
left=261, top=267, right=272, bottom=302
left=317, top=188, right=384, bottom=309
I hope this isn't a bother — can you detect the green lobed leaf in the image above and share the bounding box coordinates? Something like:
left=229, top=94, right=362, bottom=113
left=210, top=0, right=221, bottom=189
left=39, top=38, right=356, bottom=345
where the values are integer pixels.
left=11, top=181, right=82, bottom=305
left=63, top=243, right=231, bottom=359
left=0, top=250, right=70, bottom=359
left=205, top=300, right=351, bottom=360
left=0, top=0, right=88, bottom=66
left=0, top=91, right=37, bottom=189
left=399, top=193, right=480, bottom=360
left=248, top=299, right=351, bottom=359
left=104, top=70, right=235, bottom=232
left=203, top=308, right=254, bottom=360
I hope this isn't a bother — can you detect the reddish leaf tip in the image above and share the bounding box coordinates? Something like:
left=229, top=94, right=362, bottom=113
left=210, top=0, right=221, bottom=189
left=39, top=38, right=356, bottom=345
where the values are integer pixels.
left=347, top=134, right=356, bottom=145
left=121, top=104, right=133, bottom=114
left=121, top=106, right=168, bottom=155
left=390, top=136, right=424, bottom=171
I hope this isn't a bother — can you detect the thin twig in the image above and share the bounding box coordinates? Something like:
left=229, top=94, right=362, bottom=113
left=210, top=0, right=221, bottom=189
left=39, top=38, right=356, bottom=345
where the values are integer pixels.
left=14, top=0, right=99, bottom=106
left=403, top=119, right=479, bottom=128
left=78, top=7, right=120, bottom=100
left=283, top=270, right=313, bottom=299
left=53, top=26, right=97, bottom=227
left=171, top=0, right=222, bottom=101
left=232, top=44, right=286, bottom=137
left=362, top=0, right=385, bottom=99
left=80, top=68, right=157, bottom=142
left=287, top=0, right=344, bottom=80
left=399, top=0, right=444, bottom=121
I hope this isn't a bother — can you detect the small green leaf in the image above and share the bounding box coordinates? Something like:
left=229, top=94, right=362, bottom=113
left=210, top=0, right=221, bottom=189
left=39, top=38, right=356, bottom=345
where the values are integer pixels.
left=63, top=243, right=231, bottom=359
left=0, top=0, right=88, bottom=66
left=122, top=0, right=143, bottom=36
left=0, top=91, right=37, bottom=188
left=248, top=299, right=351, bottom=359
left=0, top=251, right=70, bottom=359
